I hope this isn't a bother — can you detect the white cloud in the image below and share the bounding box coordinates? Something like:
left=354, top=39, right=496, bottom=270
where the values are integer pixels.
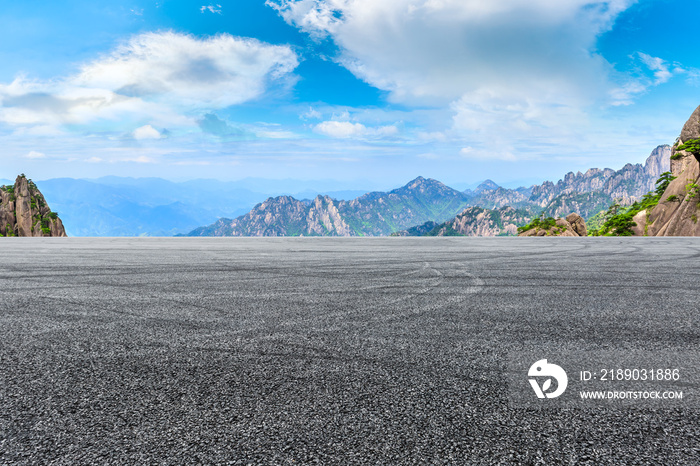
left=609, top=53, right=682, bottom=105
left=638, top=53, right=673, bottom=85
left=460, top=146, right=516, bottom=162
left=0, top=32, right=298, bottom=130
left=74, top=32, right=297, bottom=108
left=270, top=0, right=693, bottom=162
left=269, top=0, right=635, bottom=106
left=24, top=151, right=46, bottom=159
left=254, top=129, right=297, bottom=139
left=132, top=125, right=163, bottom=140
left=314, top=120, right=398, bottom=138
left=608, top=80, right=648, bottom=106
left=417, top=131, right=446, bottom=142
left=300, top=106, right=323, bottom=120
left=684, top=69, right=700, bottom=86
left=314, top=120, right=365, bottom=138
left=200, top=4, right=222, bottom=14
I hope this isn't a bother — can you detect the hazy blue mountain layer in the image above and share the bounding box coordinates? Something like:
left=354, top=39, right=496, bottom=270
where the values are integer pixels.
left=33, top=177, right=371, bottom=236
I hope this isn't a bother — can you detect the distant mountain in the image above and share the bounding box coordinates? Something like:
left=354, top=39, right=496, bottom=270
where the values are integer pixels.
left=35, top=178, right=256, bottom=236
left=186, top=177, right=472, bottom=237
left=13, top=144, right=670, bottom=237
left=471, top=179, right=500, bottom=194
left=395, top=145, right=671, bottom=237
left=469, top=145, right=671, bottom=218
left=185, top=146, right=672, bottom=238
left=31, top=177, right=373, bottom=236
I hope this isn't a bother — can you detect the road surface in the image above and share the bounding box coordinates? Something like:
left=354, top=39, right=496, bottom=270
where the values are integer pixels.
left=1, top=237, right=699, bottom=464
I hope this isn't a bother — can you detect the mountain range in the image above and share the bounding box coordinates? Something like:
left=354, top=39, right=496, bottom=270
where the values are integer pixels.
left=7, top=144, right=669, bottom=237
left=465, top=145, right=670, bottom=216
left=30, top=177, right=370, bottom=236
left=186, top=176, right=471, bottom=236
left=186, top=145, right=670, bottom=237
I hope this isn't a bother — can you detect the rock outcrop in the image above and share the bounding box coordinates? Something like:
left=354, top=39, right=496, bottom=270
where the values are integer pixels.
left=565, top=213, right=588, bottom=236
left=518, top=213, right=587, bottom=237
left=644, top=106, right=700, bottom=236
left=396, top=206, right=531, bottom=237
left=0, top=175, right=67, bottom=237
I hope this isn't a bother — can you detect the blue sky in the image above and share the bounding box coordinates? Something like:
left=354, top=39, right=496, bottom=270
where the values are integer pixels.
left=0, top=0, right=698, bottom=188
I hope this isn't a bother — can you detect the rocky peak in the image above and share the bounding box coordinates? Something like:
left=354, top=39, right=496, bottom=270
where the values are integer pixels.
left=188, top=175, right=473, bottom=237
left=526, top=146, right=669, bottom=209
left=401, top=176, right=442, bottom=192
left=679, top=104, right=700, bottom=143
left=475, top=179, right=499, bottom=193
left=584, top=168, right=603, bottom=177
left=644, top=145, right=671, bottom=178
left=0, top=174, right=67, bottom=237
left=392, top=177, right=460, bottom=200
left=395, top=205, right=530, bottom=237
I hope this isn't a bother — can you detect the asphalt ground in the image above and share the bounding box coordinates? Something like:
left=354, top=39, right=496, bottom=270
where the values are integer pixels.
left=0, top=237, right=699, bottom=465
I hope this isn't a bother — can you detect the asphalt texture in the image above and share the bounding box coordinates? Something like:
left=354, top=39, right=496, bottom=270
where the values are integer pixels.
left=1, top=237, right=699, bottom=465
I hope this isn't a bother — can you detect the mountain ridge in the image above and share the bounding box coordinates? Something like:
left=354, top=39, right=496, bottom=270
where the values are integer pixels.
left=185, top=146, right=671, bottom=237
left=187, top=176, right=472, bottom=237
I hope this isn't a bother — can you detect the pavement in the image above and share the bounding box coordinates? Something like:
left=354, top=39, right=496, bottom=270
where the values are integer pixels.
left=0, top=237, right=699, bottom=465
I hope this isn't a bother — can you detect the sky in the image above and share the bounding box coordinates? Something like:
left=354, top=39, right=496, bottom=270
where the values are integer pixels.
left=0, top=0, right=698, bottom=189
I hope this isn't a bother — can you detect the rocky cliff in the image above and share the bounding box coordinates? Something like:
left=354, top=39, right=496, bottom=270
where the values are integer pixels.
left=469, top=145, right=671, bottom=217
left=187, top=177, right=471, bottom=237
left=0, top=175, right=67, bottom=237
left=518, top=213, right=587, bottom=237
left=643, top=106, right=700, bottom=236
left=396, top=206, right=531, bottom=237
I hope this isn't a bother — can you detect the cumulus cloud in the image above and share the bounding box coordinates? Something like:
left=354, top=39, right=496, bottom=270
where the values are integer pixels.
left=24, top=151, right=46, bottom=159
left=0, top=32, right=298, bottom=130
left=74, top=32, right=298, bottom=108
left=314, top=120, right=398, bottom=138
left=132, top=125, right=163, bottom=140
left=269, top=0, right=634, bottom=105
left=269, top=0, right=664, bottom=161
